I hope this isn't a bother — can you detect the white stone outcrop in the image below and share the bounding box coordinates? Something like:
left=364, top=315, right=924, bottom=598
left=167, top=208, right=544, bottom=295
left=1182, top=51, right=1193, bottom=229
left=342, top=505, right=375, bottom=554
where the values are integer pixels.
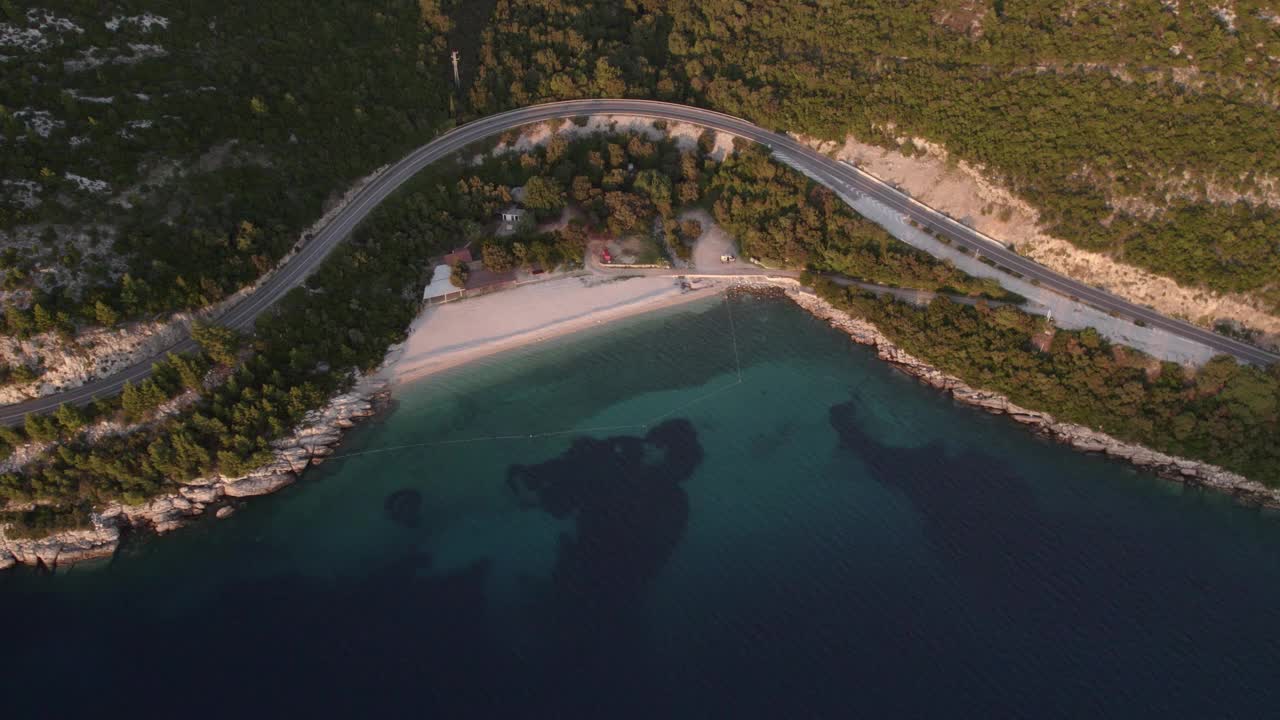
left=223, top=474, right=295, bottom=498
left=1, top=522, right=120, bottom=569
left=179, top=484, right=222, bottom=504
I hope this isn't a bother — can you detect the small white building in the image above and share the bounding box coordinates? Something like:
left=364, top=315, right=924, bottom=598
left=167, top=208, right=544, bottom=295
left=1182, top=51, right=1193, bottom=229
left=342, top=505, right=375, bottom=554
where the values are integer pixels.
left=497, top=205, right=530, bottom=236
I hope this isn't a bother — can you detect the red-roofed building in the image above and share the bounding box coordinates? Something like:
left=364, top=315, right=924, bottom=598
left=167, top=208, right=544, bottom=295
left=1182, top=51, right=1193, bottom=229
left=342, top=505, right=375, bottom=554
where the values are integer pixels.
left=441, top=248, right=473, bottom=267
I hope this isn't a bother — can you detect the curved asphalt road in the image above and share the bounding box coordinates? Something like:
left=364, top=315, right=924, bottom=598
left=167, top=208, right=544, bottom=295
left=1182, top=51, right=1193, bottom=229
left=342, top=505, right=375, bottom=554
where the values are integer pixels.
left=4, top=99, right=1275, bottom=425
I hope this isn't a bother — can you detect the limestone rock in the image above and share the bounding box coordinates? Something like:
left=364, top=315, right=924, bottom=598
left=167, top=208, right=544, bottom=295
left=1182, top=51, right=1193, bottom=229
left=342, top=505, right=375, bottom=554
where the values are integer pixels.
left=180, top=484, right=222, bottom=504
left=1127, top=450, right=1158, bottom=466
left=953, top=389, right=1008, bottom=413
left=224, top=473, right=295, bottom=498
left=1066, top=434, right=1109, bottom=453
left=1009, top=410, right=1049, bottom=426
left=1, top=524, right=120, bottom=567
left=278, top=445, right=312, bottom=473
left=117, top=495, right=201, bottom=531
left=215, top=506, right=235, bottom=519
left=299, top=431, right=341, bottom=449
left=242, top=457, right=294, bottom=479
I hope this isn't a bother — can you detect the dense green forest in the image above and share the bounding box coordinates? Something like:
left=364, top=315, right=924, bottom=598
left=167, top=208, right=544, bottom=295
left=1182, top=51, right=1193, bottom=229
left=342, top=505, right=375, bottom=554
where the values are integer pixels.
left=1, top=0, right=455, bottom=327
left=711, top=143, right=1011, bottom=299
left=6, top=0, right=1279, bottom=335
left=466, top=0, right=1280, bottom=308
left=814, top=277, right=1280, bottom=484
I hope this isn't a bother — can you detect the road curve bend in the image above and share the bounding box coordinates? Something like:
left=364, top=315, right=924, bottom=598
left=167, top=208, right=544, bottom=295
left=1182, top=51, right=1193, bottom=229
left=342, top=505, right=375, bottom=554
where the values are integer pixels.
left=3, top=99, right=1276, bottom=425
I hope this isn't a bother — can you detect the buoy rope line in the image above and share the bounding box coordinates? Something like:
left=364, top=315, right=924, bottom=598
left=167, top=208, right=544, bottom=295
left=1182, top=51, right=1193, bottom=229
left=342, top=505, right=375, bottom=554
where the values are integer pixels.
left=323, top=295, right=746, bottom=463
left=726, top=290, right=743, bottom=382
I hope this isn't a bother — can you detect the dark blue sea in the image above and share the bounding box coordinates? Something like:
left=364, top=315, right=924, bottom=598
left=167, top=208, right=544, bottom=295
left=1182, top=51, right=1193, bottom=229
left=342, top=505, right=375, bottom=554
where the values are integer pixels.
left=4, top=294, right=1280, bottom=717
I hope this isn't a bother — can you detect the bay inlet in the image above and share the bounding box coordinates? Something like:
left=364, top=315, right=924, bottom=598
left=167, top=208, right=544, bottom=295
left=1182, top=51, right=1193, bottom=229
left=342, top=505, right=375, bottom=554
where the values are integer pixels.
left=3, top=295, right=1280, bottom=717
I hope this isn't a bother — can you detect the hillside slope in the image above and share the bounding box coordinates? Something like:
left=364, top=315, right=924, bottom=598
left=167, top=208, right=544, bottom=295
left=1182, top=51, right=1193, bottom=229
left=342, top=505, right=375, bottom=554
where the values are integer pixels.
left=467, top=0, right=1280, bottom=323
left=3, top=0, right=1278, bottom=399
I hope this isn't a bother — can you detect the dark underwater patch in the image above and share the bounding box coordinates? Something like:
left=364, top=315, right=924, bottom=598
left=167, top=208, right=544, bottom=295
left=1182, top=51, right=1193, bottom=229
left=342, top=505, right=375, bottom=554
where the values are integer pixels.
left=507, top=419, right=703, bottom=607
left=828, top=397, right=1197, bottom=642
left=384, top=488, right=423, bottom=528
left=829, top=399, right=1041, bottom=567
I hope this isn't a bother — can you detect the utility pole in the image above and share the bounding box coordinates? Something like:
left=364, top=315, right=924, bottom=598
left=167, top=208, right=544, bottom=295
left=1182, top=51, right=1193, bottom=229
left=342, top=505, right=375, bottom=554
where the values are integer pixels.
left=450, top=50, right=460, bottom=87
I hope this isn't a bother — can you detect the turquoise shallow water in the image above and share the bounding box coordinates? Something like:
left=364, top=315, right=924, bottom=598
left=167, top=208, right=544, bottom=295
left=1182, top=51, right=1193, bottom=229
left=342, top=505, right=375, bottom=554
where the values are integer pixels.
left=3, top=294, right=1280, bottom=717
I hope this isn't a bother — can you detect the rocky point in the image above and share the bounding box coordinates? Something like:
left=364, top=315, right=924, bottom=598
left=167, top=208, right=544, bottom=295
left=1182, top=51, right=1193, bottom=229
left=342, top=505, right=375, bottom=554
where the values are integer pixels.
left=1, top=377, right=388, bottom=571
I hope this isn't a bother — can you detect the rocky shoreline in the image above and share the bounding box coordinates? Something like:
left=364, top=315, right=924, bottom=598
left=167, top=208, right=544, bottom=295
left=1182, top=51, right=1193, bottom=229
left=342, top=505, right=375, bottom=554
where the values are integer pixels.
left=786, top=289, right=1280, bottom=509
left=0, top=376, right=390, bottom=571
left=6, top=282, right=1276, bottom=572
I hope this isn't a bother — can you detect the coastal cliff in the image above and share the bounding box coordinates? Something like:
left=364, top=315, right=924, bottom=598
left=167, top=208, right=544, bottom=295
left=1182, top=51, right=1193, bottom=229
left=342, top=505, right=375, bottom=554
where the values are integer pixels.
left=0, top=377, right=388, bottom=570
left=787, top=289, right=1280, bottom=508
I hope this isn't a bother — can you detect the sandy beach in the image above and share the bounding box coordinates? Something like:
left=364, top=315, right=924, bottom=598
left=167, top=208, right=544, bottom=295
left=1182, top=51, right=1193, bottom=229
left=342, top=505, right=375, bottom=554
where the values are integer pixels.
left=382, top=275, right=719, bottom=385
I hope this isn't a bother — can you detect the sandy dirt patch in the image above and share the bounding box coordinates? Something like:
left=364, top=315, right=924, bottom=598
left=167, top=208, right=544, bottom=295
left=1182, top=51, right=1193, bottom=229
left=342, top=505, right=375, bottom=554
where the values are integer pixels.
left=383, top=275, right=714, bottom=385
left=680, top=208, right=754, bottom=272
left=499, top=115, right=736, bottom=161
left=602, top=234, right=666, bottom=265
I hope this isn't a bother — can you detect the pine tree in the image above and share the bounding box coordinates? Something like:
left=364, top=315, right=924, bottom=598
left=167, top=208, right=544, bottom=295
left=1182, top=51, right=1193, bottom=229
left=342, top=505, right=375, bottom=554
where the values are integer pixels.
left=32, top=304, right=54, bottom=333
left=93, top=300, right=119, bottom=327
left=54, top=403, right=85, bottom=434
left=191, top=323, right=242, bottom=366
